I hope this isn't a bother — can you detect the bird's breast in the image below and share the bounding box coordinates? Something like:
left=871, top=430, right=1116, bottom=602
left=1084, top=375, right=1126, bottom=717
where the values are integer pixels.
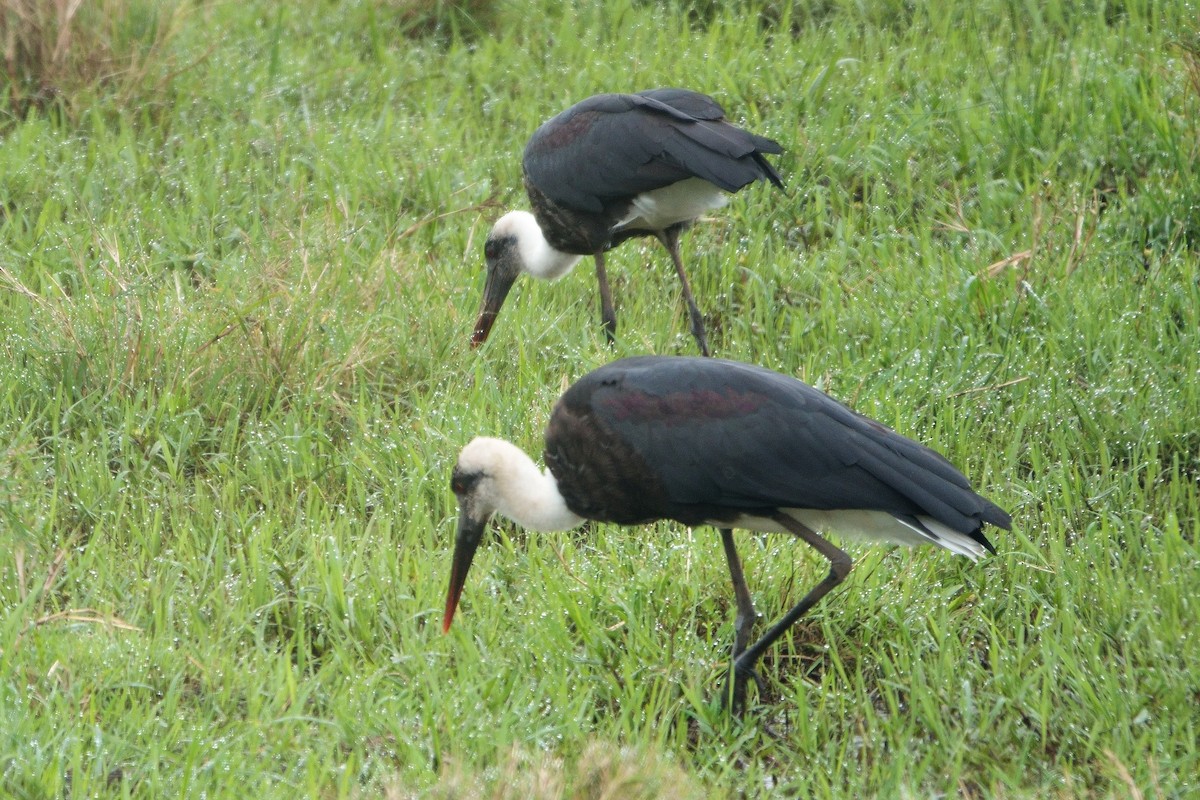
left=525, top=177, right=628, bottom=254
left=545, top=407, right=674, bottom=526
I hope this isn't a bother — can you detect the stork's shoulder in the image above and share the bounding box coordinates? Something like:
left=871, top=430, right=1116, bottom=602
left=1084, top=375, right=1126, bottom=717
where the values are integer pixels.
left=635, top=88, right=727, bottom=121
left=525, top=93, right=640, bottom=154
left=558, top=356, right=811, bottom=429
left=524, top=90, right=716, bottom=159
left=550, top=90, right=717, bottom=124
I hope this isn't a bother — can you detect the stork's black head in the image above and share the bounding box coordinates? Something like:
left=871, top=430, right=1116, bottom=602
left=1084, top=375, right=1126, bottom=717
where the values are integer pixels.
left=443, top=438, right=513, bottom=633
left=443, top=468, right=488, bottom=633
left=470, top=215, right=525, bottom=347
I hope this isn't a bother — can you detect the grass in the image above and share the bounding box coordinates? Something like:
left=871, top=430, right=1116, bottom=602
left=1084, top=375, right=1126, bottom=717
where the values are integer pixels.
left=1, top=0, right=1198, bottom=796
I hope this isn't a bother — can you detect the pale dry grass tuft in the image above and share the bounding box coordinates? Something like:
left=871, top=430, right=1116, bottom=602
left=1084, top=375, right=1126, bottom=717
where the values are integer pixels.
left=384, top=741, right=705, bottom=800
left=1, top=0, right=187, bottom=120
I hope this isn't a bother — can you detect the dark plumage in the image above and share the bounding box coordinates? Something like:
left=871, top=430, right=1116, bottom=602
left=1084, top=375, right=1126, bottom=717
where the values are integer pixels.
left=471, top=89, right=784, bottom=355
left=547, top=358, right=1007, bottom=539
left=443, top=356, right=1011, bottom=712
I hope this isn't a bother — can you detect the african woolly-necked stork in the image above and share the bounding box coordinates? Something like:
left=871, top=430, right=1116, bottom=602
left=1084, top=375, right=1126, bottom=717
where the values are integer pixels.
left=471, top=89, right=785, bottom=356
left=442, top=356, right=1011, bottom=712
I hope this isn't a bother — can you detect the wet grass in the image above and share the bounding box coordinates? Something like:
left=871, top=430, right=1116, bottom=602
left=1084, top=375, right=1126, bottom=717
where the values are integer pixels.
left=1, top=0, right=1198, bottom=796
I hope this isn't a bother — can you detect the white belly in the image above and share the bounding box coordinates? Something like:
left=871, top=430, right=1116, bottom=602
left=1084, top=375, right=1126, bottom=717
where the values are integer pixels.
left=710, top=508, right=987, bottom=561
left=617, top=178, right=728, bottom=232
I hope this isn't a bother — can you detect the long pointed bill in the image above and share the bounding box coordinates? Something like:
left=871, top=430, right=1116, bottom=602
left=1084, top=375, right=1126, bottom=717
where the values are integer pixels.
left=470, top=267, right=517, bottom=348
left=442, top=511, right=487, bottom=633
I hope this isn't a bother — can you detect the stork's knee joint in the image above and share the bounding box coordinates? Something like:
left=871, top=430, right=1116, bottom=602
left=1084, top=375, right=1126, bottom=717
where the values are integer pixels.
left=830, top=553, right=852, bottom=582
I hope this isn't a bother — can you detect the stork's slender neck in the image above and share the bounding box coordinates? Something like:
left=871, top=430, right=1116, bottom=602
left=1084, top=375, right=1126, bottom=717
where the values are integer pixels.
left=504, top=211, right=583, bottom=281
left=464, top=437, right=584, bottom=532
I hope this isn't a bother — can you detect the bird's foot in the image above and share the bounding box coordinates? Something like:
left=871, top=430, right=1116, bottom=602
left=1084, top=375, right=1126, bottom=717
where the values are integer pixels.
left=691, top=324, right=711, bottom=358
left=720, top=663, right=766, bottom=715
left=602, top=319, right=617, bottom=348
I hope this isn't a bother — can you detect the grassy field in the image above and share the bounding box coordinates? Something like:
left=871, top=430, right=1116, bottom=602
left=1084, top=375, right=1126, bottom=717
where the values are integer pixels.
left=2, top=0, right=1198, bottom=796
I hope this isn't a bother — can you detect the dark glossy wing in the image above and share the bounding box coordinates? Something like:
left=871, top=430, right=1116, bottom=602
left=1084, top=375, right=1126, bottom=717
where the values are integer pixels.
left=558, top=356, right=1010, bottom=535
left=637, top=89, right=785, bottom=188
left=635, top=88, right=727, bottom=120
left=523, top=90, right=783, bottom=215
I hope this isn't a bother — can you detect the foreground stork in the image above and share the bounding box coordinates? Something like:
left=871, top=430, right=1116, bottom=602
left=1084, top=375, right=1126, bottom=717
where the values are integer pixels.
left=471, top=89, right=784, bottom=356
left=442, top=356, right=1011, bottom=712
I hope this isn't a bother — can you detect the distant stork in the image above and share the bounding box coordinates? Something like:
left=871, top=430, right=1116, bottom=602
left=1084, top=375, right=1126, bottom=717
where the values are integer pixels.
left=442, top=356, right=1011, bottom=712
left=470, top=89, right=785, bottom=356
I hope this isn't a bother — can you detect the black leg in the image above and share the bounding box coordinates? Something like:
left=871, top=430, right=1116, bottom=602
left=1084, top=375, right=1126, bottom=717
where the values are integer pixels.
left=657, top=228, right=710, bottom=357
left=726, top=513, right=852, bottom=715
left=592, top=251, right=617, bottom=346
left=719, top=528, right=764, bottom=711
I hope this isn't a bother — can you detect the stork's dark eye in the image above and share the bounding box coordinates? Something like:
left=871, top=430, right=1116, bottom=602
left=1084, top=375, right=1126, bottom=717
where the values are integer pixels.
left=451, top=469, right=481, bottom=495
left=484, top=239, right=500, bottom=261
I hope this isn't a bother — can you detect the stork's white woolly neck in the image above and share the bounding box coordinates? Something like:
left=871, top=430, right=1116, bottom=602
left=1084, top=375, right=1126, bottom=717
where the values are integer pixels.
left=492, top=211, right=582, bottom=281
left=457, top=436, right=584, bottom=532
